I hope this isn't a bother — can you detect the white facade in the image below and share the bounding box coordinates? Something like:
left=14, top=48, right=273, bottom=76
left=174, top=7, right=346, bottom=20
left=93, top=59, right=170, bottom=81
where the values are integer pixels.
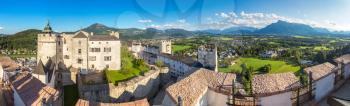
left=259, top=91, right=293, bottom=106
left=343, top=63, right=350, bottom=79
left=157, top=55, right=193, bottom=78
left=160, top=40, right=172, bottom=54
left=314, top=73, right=335, bottom=102
left=37, top=27, right=121, bottom=73
left=198, top=45, right=218, bottom=71
left=162, top=88, right=228, bottom=106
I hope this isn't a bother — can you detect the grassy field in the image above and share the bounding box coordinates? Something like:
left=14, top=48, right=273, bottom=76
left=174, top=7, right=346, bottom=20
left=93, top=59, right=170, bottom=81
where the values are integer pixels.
left=64, top=85, right=79, bottom=106
left=313, top=46, right=331, bottom=51
left=172, top=45, right=192, bottom=53
left=105, top=46, right=149, bottom=84
left=294, top=36, right=312, bottom=39
left=219, top=57, right=300, bottom=74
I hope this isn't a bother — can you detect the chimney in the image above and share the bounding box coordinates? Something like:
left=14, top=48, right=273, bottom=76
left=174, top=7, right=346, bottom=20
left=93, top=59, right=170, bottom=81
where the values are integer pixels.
left=109, top=31, right=119, bottom=39
left=177, top=96, right=183, bottom=106
left=41, top=98, right=47, bottom=106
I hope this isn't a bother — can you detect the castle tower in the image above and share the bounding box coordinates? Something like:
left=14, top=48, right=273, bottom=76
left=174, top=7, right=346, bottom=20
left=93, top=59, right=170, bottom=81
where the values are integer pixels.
left=197, top=44, right=218, bottom=72
left=160, top=40, right=172, bottom=54
left=37, top=21, right=60, bottom=65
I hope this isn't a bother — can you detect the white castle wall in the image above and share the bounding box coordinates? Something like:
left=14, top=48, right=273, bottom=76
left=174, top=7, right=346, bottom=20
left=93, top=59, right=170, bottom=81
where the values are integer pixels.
left=37, top=33, right=58, bottom=64
left=88, top=40, right=121, bottom=71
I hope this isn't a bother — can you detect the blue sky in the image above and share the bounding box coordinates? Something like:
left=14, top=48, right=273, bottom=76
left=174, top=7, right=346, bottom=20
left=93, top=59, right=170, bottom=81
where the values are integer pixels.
left=0, top=0, right=349, bottom=34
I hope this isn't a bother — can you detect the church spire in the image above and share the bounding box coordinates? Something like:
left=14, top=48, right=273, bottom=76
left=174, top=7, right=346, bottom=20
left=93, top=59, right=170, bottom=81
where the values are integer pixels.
left=43, top=20, right=53, bottom=33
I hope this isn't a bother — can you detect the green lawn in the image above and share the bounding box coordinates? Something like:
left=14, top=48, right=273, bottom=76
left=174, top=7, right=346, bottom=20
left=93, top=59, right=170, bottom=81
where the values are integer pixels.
left=219, top=57, right=300, bottom=74
left=314, top=46, right=331, bottom=51
left=64, top=85, right=79, bottom=106
left=105, top=46, right=149, bottom=85
left=172, top=45, right=192, bottom=53
left=294, top=36, right=312, bottom=39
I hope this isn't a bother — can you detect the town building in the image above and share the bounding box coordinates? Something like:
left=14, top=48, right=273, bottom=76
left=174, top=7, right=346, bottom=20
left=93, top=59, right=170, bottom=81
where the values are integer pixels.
left=260, top=50, right=278, bottom=58
left=37, top=22, right=121, bottom=74
left=197, top=44, right=218, bottom=71
left=162, top=68, right=236, bottom=106
left=157, top=54, right=198, bottom=78
left=334, top=54, right=350, bottom=79
left=252, top=72, right=301, bottom=106
left=304, top=62, right=336, bottom=102
left=10, top=72, right=62, bottom=106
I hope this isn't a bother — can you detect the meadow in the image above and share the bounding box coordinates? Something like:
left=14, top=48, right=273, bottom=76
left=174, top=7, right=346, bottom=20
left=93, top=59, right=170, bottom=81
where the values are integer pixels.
left=219, top=57, right=300, bottom=74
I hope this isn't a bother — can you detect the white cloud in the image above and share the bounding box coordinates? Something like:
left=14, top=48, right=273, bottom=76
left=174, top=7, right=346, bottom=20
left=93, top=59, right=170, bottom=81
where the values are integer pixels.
left=178, top=19, right=186, bottom=23
left=138, top=19, right=152, bottom=23
left=143, top=11, right=350, bottom=31
left=0, top=27, right=3, bottom=30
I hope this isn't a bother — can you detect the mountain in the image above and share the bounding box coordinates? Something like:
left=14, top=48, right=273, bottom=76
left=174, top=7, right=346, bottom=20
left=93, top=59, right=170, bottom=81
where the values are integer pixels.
left=82, top=23, right=118, bottom=35
left=199, top=26, right=257, bottom=35
left=164, top=28, right=194, bottom=37
left=82, top=23, right=195, bottom=39
left=0, top=29, right=41, bottom=50
left=222, top=26, right=257, bottom=34
left=255, top=20, right=330, bottom=35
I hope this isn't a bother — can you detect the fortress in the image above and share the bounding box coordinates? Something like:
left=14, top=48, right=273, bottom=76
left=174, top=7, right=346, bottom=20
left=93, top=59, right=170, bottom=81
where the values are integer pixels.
left=37, top=22, right=121, bottom=74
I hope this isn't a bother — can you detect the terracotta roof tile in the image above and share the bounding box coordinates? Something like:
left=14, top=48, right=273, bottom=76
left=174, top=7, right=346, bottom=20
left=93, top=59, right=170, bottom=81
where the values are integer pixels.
left=252, top=72, right=300, bottom=96
left=334, top=54, right=350, bottom=64
left=165, top=68, right=236, bottom=106
left=304, top=62, right=336, bottom=80
left=11, top=72, right=60, bottom=105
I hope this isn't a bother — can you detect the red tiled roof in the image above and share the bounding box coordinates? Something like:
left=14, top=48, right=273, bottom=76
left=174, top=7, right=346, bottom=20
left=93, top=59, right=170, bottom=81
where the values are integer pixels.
left=304, top=62, right=336, bottom=80
left=11, top=72, right=60, bottom=105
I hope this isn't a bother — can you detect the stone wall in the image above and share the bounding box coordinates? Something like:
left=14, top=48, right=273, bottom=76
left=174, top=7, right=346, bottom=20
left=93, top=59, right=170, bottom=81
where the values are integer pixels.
left=109, top=69, right=161, bottom=102
left=78, top=67, right=170, bottom=103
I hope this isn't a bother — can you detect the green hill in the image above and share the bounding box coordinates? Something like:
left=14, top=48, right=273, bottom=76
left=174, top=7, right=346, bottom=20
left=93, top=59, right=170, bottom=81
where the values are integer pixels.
left=0, top=29, right=40, bottom=50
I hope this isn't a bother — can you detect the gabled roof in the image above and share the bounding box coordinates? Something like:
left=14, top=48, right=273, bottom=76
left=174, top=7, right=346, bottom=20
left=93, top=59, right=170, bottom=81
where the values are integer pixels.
left=45, top=58, right=55, bottom=82
left=33, top=60, right=46, bottom=75
left=11, top=72, right=60, bottom=105
left=334, top=54, right=350, bottom=64
left=166, top=68, right=236, bottom=106
left=304, top=62, right=336, bottom=80
left=73, top=31, right=88, bottom=38
left=252, top=72, right=301, bottom=96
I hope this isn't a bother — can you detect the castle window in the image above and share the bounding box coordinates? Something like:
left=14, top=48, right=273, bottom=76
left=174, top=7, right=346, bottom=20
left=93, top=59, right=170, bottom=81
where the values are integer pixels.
left=104, top=56, right=111, bottom=61
left=89, top=56, right=96, bottom=61
left=106, top=64, right=109, bottom=68
left=106, top=42, right=108, bottom=44
left=99, top=42, right=101, bottom=44
left=78, top=40, right=81, bottom=45
left=92, top=42, right=94, bottom=44
left=91, top=64, right=95, bottom=68
left=64, top=39, right=66, bottom=44
left=77, top=59, right=83, bottom=64
left=90, top=48, right=100, bottom=52
left=58, top=41, right=61, bottom=45
left=78, top=49, right=81, bottom=54
left=64, top=55, right=69, bottom=59
left=104, top=47, right=111, bottom=52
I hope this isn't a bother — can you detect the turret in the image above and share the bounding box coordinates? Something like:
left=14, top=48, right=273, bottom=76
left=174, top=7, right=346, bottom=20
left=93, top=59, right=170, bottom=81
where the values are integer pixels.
left=43, top=21, right=53, bottom=34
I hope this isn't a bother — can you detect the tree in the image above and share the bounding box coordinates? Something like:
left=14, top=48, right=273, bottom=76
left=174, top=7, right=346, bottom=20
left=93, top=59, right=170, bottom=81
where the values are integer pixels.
left=155, top=59, right=164, bottom=67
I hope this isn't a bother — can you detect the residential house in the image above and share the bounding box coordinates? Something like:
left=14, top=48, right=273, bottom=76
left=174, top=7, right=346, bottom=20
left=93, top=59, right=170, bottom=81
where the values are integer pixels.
left=304, top=62, right=336, bottom=102
left=162, top=68, right=236, bottom=106
left=252, top=72, right=301, bottom=106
